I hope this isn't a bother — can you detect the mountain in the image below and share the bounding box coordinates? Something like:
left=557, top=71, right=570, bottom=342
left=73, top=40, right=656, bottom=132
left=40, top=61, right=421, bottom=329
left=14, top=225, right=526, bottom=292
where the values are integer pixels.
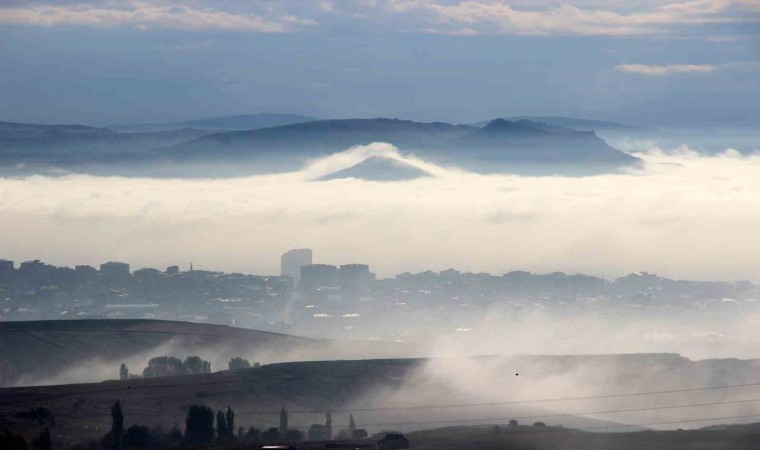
left=0, top=118, right=639, bottom=175
left=111, top=113, right=319, bottom=132
left=317, top=156, right=432, bottom=181
left=163, top=118, right=475, bottom=159
left=505, top=116, right=644, bottom=132
left=441, top=119, right=639, bottom=172
left=0, top=121, right=210, bottom=167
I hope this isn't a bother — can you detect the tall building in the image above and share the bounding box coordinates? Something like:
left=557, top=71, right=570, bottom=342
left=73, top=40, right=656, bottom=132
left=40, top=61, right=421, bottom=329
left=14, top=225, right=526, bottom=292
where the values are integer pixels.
left=281, top=249, right=312, bottom=282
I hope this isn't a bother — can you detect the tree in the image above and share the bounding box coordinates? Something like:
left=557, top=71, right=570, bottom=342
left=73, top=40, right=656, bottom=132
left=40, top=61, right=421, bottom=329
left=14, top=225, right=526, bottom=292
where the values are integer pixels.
left=326, top=412, right=332, bottom=440
left=335, top=429, right=351, bottom=440
left=243, top=426, right=261, bottom=443
left=119, top=364, right=129, bottom=381
left=122, top=425, right=153, bottom=448
left=184, top=404, right=215, bottom=445
left=533, top=421, right=547, bottom=427
left=163, top=424, right=183, bottom=447
left=279, top=406, right=288, bottom=435
left=225, top=406, right=235, bottom=438
left=261, top=427, right=280, bottom=443
left=353, top=429, right=368, bottom=439
left=143, top=356, right=186, bottom=378
left=202, top=360, right=211, bottom=374
left=111, top=401, right=124, bottom=434
left=31, top=428, right=51, bottom=450
left=308, top=424, right=328, bottom=441
left=185, top=356, right=202, bottom=374
left=216, top=410, right=228, bottom=441
left=349, top=414, right=356, bottom=436
left=285, top=429, right=303, bottom=441
left=228, top=357, right=252, bottom=370
left=0, top=430, right=28, bottom=450
left=508, top=419, right=519, bottom=427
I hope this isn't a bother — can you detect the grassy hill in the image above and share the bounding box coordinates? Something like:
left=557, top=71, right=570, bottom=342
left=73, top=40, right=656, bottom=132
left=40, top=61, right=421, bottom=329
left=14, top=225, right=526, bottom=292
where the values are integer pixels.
left=0, top=319, right=412, bottom=387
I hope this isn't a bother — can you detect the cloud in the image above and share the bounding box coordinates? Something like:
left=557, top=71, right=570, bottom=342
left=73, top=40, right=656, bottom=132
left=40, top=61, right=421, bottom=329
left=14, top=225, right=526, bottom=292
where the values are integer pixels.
left=614, top=60, right=760, bottom=75
left=376, top=0, right=757, bottom=36
left=0, top=1, right=317, bottom=32
left=1, top=0, right=756, bottom=36
left=614, top=63, right=716, bottom=75
left=1, top=142, right=760, bottom=282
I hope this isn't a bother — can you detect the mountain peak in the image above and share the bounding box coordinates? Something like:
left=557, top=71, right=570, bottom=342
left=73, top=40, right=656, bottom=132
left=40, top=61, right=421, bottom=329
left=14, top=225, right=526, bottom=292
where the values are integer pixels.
left=316, top=155, right=432, bottom=181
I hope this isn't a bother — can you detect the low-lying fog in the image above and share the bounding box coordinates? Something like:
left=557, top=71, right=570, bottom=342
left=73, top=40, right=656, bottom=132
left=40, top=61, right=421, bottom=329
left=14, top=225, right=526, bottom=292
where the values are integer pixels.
left=0, top=140, right=759, bottom=282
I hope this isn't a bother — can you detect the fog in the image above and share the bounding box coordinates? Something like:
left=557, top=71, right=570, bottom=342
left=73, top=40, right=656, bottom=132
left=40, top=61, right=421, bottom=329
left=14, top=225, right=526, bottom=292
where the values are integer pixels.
left=1, top=141, right=759, bottom=282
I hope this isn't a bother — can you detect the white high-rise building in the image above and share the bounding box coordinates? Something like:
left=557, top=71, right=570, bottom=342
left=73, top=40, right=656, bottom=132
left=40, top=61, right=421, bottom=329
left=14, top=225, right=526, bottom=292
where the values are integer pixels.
left=280, top=249, right=313, bottom=282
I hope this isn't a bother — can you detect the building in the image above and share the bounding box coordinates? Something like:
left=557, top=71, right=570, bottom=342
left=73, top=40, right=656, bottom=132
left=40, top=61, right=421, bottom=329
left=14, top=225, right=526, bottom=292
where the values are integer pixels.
left=100, top=261, right=130, bottom=284
left=0, top=259, right=14, bottom=282
left=165, top=265, right=180, bottom=275
left=281, top=249, right=312, bottom=282
left=300, top=264, right=338, bottom=289
left=134, top=267, right=162, bottom=282
left=339, top=264, right=375, bottom=288
left=19, top=260, right=55, bottom=285
left=75, top=265, right=99, bottom=284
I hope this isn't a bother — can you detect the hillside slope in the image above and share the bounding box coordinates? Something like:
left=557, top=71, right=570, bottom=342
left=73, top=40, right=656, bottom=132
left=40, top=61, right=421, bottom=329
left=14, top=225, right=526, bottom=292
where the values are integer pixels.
left=0, top=320, right=412, bottom=387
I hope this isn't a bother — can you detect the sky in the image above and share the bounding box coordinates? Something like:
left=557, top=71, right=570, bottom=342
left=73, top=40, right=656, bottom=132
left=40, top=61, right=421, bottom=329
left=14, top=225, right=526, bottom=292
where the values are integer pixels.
left=0, top=0, right=758, bottom=126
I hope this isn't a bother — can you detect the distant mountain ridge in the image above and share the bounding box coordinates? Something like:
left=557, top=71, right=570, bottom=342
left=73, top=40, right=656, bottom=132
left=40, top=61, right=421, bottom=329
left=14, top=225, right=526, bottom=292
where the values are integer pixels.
left=481, top=116, right=645, bottom=131
left=0, top=117, right=640, bottom=175
left=111, top=113, right=319, bottom=132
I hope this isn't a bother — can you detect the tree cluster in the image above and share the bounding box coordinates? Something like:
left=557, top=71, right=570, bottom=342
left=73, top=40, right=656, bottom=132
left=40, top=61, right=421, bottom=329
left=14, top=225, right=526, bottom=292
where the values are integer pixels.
left=137, top=355, right=211, bottom=378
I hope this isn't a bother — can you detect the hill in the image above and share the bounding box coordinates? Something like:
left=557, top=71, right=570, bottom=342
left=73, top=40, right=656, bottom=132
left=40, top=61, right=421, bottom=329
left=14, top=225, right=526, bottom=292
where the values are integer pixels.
left=3, top=348, right=760, bottom=445
left=316, top=156, right=432, bottom=181
left=0, top=122, right=209, bottom=168
left=111, top=113, right=319, bottom=132
left=0, top=319, right=413, bottom=387
left=0, top=356, right=650, bottom=445
left=405, top=423, right=760, bottom=450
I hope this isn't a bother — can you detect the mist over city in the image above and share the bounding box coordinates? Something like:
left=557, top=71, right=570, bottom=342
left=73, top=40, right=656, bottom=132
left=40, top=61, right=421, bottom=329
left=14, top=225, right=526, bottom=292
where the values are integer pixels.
left=1, top=1, right=759, bottom=450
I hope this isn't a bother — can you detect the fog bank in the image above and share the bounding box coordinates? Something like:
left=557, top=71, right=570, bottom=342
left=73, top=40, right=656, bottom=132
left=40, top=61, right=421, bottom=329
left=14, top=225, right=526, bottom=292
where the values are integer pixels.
left=0, top=142, right=759, bottom=281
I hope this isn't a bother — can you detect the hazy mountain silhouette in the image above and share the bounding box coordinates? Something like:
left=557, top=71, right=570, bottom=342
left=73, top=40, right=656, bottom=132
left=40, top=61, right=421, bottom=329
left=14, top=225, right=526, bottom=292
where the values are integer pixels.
left=0, top=121, right=209, bottom=161
left=164, top=118, right=475, bottom=158
left=443, top=119, right=639, bottom=170
left=317, top=156, right=432, bottom=181
left=0, top=117, right=639, bottom=175
left=111, top=113, right=319, bottom=132
left=505, top=116, right=645, bottom=132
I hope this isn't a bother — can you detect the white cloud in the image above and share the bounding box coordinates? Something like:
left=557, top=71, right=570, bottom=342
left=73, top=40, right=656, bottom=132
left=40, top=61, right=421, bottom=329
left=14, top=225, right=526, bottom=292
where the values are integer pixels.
left=0, top=1, right=317, bottom=32
left=614, top=60, right=760, bottom=75
left=1, top=0, right=755, bottom=35
left=377, top=0, right=756, bottom=36
left=614, top=63, right=716, bottom=75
